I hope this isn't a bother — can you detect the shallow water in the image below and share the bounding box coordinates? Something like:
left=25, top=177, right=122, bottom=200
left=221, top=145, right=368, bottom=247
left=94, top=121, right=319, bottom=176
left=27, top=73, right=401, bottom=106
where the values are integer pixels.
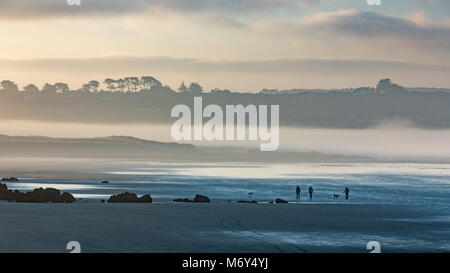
left=7, top=162, right=450, bottom=215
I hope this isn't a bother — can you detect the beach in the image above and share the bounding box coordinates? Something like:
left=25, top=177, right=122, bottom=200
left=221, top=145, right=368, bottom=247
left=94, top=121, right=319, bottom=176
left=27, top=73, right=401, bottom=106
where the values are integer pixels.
left=1, top=202, right=448, bottom=253
left=1, top=160, right=449, bottom=253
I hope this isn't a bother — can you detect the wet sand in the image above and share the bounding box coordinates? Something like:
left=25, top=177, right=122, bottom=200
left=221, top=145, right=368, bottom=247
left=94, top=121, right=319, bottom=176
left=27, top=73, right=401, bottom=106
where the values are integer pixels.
left=0, top=202, right=447, bottom=253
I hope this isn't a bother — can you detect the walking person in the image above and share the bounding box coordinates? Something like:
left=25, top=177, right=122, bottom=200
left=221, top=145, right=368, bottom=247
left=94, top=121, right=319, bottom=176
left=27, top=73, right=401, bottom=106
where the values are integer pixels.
left=344, top=187, right=350, bottom=200
left=296, top=185, right=301, bottom=200
left=308, top=186, right=313, bottom=200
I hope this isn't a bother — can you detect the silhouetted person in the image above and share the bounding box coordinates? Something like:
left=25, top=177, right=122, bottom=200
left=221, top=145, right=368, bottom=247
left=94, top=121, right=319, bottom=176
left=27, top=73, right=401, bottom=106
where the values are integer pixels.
left=344, top=187, right=350, bottom=200
left=308, top=186, right=313, bottom=200
left=296, top=185, right=301, bottom=199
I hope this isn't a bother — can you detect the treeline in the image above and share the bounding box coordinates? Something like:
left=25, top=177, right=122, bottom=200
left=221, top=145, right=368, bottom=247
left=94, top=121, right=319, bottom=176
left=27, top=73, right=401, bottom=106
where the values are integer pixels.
left=3, top=77, right=446, bottom=96
left=0, top=76, right=206, bottom=95
left=1, top=77, right=450, bottom=129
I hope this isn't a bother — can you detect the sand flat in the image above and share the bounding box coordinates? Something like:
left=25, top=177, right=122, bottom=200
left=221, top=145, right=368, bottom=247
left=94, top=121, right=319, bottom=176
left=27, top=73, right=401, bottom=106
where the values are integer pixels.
left=0, top=202, right=448, bottom=253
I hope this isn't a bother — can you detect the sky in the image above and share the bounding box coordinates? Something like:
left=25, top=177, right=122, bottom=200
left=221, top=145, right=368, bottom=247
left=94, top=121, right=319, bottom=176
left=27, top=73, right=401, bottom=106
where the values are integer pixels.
left=1, top=0, right=449, bottom=92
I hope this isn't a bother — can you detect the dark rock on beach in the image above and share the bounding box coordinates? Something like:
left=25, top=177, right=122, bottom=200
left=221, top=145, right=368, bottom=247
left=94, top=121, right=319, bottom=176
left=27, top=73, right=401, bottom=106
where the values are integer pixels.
left=275, top=198, right=288, bottom=203
left=193, top=194, right=210, bottom=203
left=0, top=183, right=76, bottom=203
left=61, top=192, right=77, bottom=203
left=173, top=198, right=192, bottom=203
left=238, top=200, right=258, bottom=203
left=173, top=194, right=211, bottom=203
left=1, top=177, right=19, bottom=182
left=107, top=192, right=153, bottom=203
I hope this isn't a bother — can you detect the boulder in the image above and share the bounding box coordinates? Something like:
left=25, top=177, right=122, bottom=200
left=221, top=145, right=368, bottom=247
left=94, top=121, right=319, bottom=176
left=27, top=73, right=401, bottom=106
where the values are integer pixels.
left=61, top=192, right=76, bottom=203
left=193, top=194, right=210, bottom=203
left=173, top=198, right=192, bottom=203
left=1, top=177, right=19, bottom=182
left=0, top=183, right=14, bottom=201
left=275, top=198, right=288, bottom=204
left=0, top=184, right=76, bottom=203
left=238, top=200, right=258, bottom=203
left=107, top=192, right=152, bottom=203
left=140, top=194, right=153, bottom=203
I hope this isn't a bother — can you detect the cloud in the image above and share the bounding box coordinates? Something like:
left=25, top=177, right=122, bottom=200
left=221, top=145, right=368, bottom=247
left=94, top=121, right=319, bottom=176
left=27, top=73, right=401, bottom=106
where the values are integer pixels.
left=0, top=0, right=319, bottom=20
left=296, top=10, right=450, bottom=47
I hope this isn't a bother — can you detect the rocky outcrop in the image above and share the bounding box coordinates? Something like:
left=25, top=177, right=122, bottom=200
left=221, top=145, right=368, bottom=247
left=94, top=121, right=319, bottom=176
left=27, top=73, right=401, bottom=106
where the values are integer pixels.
left=61, top=192, right=77, bottom=203
left=173, top=194, right=211, bottom=203
left=275, top=198, right=288, bottom=203
left=107, top=192, right=152, bottom=203
left=238, top=200, right=258, bottom=203
left=193, top=194, right=210, bottom=203
left=173, top=198, right=192, bottom=203
left=0, top=183, right=76, bottom=203
left=1, top=177, right=19, bottom=182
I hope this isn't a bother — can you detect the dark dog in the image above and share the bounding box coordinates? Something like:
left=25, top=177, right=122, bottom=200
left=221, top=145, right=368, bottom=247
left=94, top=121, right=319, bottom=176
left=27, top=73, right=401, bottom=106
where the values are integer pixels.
left=333, top=194, right=340, bottom=199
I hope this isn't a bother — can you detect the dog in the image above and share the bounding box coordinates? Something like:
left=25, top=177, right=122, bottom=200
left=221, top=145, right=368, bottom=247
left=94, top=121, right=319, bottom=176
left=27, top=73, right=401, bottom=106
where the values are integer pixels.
left=333, top=194, right=340, bottom=199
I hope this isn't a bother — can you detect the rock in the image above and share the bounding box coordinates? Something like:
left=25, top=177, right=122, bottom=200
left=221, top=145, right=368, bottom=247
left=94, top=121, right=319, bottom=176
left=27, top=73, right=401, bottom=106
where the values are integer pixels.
left=238, top=200, right=258, bottom=203
left=173, top=198, right=192, bottom=202
left=101, top=181, right=109, bottom=184
left=275, top=198, right=288, bottom=203
left=193, top=194, right=210, bottom=203
left=61, top=192, right=76, bottom=203
left=0, top=183, right=76, bottom=203
left=173, top=195, right=211, bottom=203
left=0, top=183, right=14, bottom=201
left=107, top=192, right=152, bottom=203
left=140, top=194, right=153, bottom=203
left=1, top=177, right=19, bottom=182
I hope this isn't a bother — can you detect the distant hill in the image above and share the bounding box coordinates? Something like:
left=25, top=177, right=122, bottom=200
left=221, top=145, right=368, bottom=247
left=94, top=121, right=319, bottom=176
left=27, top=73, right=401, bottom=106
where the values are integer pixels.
left=0, top=134, right=371, bottom=163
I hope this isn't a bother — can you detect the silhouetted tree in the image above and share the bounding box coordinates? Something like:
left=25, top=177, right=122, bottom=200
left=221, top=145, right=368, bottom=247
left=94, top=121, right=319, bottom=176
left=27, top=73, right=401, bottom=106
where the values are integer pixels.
left=140, top=76, right=162, bottom=90
left=89, top=80, right=100, bottom=93
left=211, top=88, right=231, bottom=94
left=116, top=78, right=125, bottom=92
left=1, top=80, right=19, bottom=93
left=178, top=81, right=188, bottom=93
left=23, top=84, right=40, bottom=94
left=55, top=82, right=70, bottom=94
left=189, top=82, right=203, bottom=95
left=124, top=77, right=139, bottom=92
left=81, top=80, right=100, bottom=93
left=376, top=79, right=405, bottom=94
left=104, top=78, right=116, bottom=92
left=42, top=83, right=57, bottom=95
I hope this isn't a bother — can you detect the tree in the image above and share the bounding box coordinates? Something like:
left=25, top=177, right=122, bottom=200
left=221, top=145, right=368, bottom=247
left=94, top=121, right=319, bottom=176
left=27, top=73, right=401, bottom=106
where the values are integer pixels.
left=124, top=77, right=140, bottom=92
left=89, top=80, right=100, bottom=93
left=104, top=78, right=116, bottom=92
left=116, top=78, right=125, bottom=92
left=81, top=80, right=100, bottom=93
left=42, top=83, right=57, bottom=95
left=140, top=76, right=162, bottom=90
left=55, top=82, right=70, bottom=94
left=1, top=80, right=19, bottom=93
left=178, top=81, right=188, bottom=93
left=23, top=84, right=40, bottom=94
left=376, top=79, right=405, bottom=94
left=189, top=82, right=203, bottom=95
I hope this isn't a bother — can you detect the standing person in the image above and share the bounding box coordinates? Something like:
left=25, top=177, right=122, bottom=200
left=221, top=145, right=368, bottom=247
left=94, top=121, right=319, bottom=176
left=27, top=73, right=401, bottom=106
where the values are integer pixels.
left=308, top=186, right=313, bottom=200
left=344, top=187, right=350, bottom=200
left=296, top=185, right=301, bottom=200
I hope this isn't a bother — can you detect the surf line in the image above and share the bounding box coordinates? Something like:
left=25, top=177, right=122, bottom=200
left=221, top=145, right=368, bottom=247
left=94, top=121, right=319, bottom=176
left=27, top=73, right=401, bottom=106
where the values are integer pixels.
left=171, top=97, right=279, bottom=151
